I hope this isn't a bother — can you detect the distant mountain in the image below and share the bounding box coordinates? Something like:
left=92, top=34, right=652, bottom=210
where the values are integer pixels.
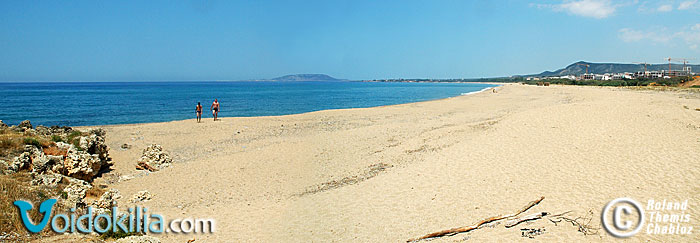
left=271, top=74, right=343, bottom=81
left=529, top=61, right=700, bottom=77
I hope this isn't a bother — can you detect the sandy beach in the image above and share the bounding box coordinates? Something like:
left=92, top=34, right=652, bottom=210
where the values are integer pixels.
left=84, top=84, right=699, bottom=242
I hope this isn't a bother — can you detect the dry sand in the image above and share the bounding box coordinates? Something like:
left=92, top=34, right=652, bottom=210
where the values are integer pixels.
left=87, top=84, right=699, bottom=242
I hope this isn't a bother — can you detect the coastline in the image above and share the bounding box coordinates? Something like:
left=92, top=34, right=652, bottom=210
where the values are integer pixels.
left=0, top=81, right=498, bottom=128
left=69, top=84, right=698, bottom=242
left=76, top=83, right=500, bottom=129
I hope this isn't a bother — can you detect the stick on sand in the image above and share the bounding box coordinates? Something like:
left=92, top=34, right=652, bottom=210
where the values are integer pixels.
left=407, top=196, right=545, bottom=242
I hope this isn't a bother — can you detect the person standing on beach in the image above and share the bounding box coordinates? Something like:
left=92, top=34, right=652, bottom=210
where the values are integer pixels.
left=211, top=99, right=220, bottom=121
left=196, top=102, right=203, bottom=123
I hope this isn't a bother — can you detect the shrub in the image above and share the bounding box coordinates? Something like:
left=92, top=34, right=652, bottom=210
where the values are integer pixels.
left=98, top=211, right=142, bottom=239
left=22, top=137, right=41, bottom=148
left=72, top=139, right=83, bottom=151
left=66, top=131, right=82, bottom=141
left=51, top=135, right=62, bottom=142
left=66, top=130, right=84, bottom=151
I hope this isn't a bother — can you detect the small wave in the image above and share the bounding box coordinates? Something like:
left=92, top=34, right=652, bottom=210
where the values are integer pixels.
left=461, top=86, right=495, bottom=96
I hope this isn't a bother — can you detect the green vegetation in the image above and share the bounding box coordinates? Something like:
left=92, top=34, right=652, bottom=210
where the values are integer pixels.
left=99, top=227, right=142, bottom=240
left=1, top=132, right=50, bottom=157
left=66, top=131, right=82, bottom=143
left=1, top=127, right=82, bottom=159
left=370, top=75, right=696, bottom=88
left=519, top=76, right=692, bottom=87
left=66, top=130, right=85, bottom=151
left=23, top=137, right=41, bottom=148
left=98, top=211, right=142, bottom=240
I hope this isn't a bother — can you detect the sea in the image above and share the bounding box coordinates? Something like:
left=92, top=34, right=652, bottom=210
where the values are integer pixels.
left=0, top=81, right=496, bottom=126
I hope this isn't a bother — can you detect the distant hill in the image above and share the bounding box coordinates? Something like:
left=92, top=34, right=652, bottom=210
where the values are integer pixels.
left=529, top=61, right=700, bottom=77
left=271, top=74, right=343, bottom=81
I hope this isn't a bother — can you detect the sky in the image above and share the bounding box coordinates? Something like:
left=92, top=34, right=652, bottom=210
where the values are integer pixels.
left=0, top=0, right=698, bottom=81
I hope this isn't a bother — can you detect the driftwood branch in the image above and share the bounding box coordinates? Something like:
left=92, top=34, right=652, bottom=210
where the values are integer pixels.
left=505, top=212, right=549, bottom=228
left=407, top=196, right=544, bottom=242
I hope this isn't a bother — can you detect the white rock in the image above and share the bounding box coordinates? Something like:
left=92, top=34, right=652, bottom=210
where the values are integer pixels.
left=92, top=188, right=121, bottom=209
left=79, top=133, right=109, bottom=163
left=9, top=152, right=32, bottom=171
left=55, top=142, right=73, bottom=150
left=136, top=144, right=172, bottom=172
left=63, top=147, right=103, bottom=181
left=130, top=190, right=153, bottom=203
left=31, top=173, right=63, bottom=187
left=62, top=180, right=92, bottom=208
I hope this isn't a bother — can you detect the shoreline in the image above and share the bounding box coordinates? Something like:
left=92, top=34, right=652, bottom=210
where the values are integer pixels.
left=72, top=83, right=501, bottom=129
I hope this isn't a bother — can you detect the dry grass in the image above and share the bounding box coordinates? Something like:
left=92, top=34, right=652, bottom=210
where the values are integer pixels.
left=0, top=130, right=55, bottom=160
left=0, top=173, right=65, bottom=240
left=0, top=132, right=24, bottom=158
left=43, top=146, right=67, bottom=157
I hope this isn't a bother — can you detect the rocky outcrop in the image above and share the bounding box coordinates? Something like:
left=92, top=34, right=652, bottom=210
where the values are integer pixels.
left=9, top=152, right=32, bottom=172
left=31, top=173, right=64, bottom=187
left=130, top=190, right=153, bottom=203
left=59, top=129, right=110, bottom=181
left=46, top=155, right=65, bottom=173
left=49, top=125, right=73, bottom=135
left=0, top=159, right=7, bottom=170
left=55, top=141, right=72, bottom=150
left=62, top=179, right=92, bottom=208
left=136, top=144, right=172, bottom=172
left=79, top=129, right=109, bottom=163
left=89, top=128, right=106, bottom=137
left=7, top=146, right=39, bottom=172
left=18, top=120, right=32, bottom=130
left=5, top=125, right=110, bottom=181
left=116, top=236, right=160, bottom=243
left=9, top=125, right=23, bottom=133
left=63, top=147, right=104, bottom=181
left=30, top=154, right=51, bottom=174
left=34, top=125, right=51, bottom=136
left=2, top=121, right=115, bottom=212
left=93, top=188, right=121, bottom=209
left=0, top=120, right=7, bottom=128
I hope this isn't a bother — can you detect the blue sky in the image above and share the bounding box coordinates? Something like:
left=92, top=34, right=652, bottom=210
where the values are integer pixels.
left=0, top=0, right=698, bottom=81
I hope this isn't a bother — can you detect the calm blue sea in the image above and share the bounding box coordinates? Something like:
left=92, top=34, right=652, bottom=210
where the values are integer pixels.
left=0, top=81, right=495, bottom=126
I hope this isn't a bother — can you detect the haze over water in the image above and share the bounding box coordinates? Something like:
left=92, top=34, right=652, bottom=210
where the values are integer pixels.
left=0, top=81, right=495, bottom=126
